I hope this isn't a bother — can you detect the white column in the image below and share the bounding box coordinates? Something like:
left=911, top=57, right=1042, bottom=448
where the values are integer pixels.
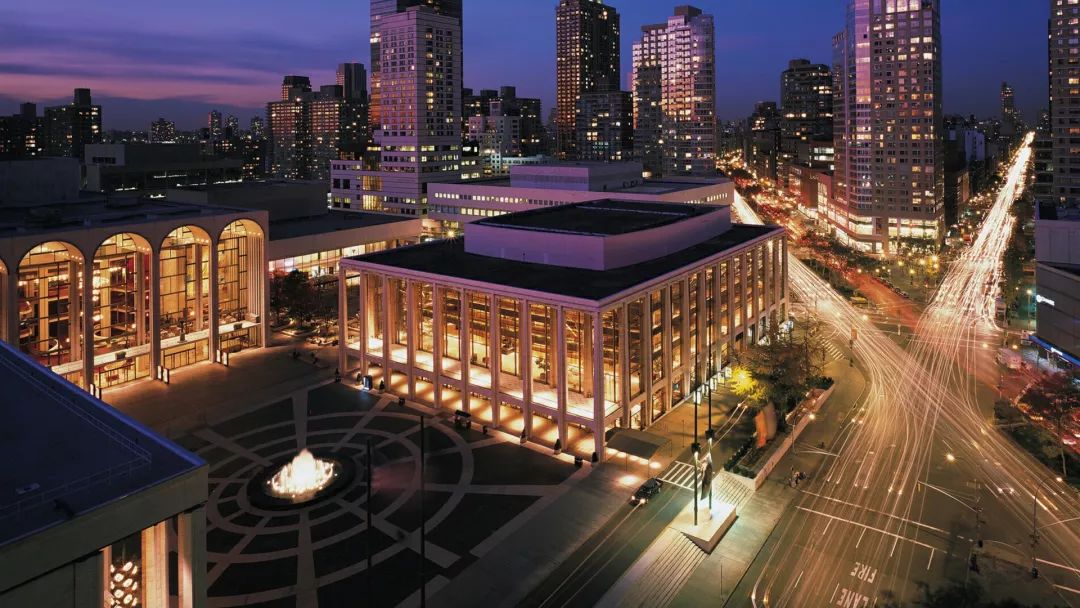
left=461, top=291, right=472, bottom=413
left=337, top=264, right=348, bottom=374
left=643, top=295, right=654, bottom=427
left=555, top=306, right=567, bottom=451
left=141, top=521, right=168, bottom=608
left=4, top=270, right=18, bottom=346
left=592, top=311, right=605, bottom=459
left=82, top=257, right=95, bottom=391
left=433, top=285, right=444, bottom=408
left=661, top=287, right=672, bottom=415
left=406, top=281, right=417, bottom=400
left=490, top=294, right=501, bottom=428
left=680, top=278, right=691, bottom=395
left=208, top=239, right=220, bottom=363
left=619, top=303, right=630, bottom=429
left=150, top=249, right=162, bottom=379
left=358, top=273, right=367, bottom=375
left=258, top=237, right=269, bottom=349
left=380, top=275, right=390, bottom=388
left=178, top=507, right=207, bottom=608
left=520, top=299, right=532, bottom=438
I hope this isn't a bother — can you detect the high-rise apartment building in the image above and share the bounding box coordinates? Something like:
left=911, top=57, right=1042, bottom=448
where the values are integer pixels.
left=333, top=5, right=462, bottom=217
left=43, top=88, right=101, bottom=160
left=780, top=59, right=833, bottom=167
left=334, top=63, right=370, bottom=160
left=462, top=86, right=545, bottom=157
left=1049, top=0, right=1080, bottom=206
left=576, top=91, right=633, bottom=162
left=555, top=0, right=620, bottom=160
left=828, top=0, right=943, bottom=255
left=268, top=77, right=360, bottom=180
left=745, top=101, right=782, bottom=181
left=370, top=0, right=462, bottom=131
left=632, top=5, right=717, bottom=177
left=150, top=117, right=176, bottom=143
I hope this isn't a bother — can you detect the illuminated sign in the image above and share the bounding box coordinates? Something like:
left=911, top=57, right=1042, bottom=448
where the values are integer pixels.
left=1035, top=294, right=1056, bottom=307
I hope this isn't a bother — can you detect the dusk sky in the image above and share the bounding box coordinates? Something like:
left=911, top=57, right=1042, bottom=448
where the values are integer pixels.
left=0, top=0, right=1049, bottom=130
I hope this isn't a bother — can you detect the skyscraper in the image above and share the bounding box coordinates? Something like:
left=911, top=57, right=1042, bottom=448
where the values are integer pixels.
left=336, top=63, right=370, bottom=160
left=780, top=59, right=833, bottom=167
left=555, top=0, right=620, bottom=160
left=336, top=63, right=368, bottom=102
left=0, top=103, right=42, bottom=159
left=331, top=3, right=462, bottom=217
left=268, top=76, right=357, bottom=180
left=208, top=110, right=223, bottom=141
left=631, top=5, right=717, bottom=177
left=829, top=0, right=943, bottom=255
left=370, top=0, right=462, bottom=131
left=1049, top=0, right=1079, bottom=206
left=281, top=75, right=312, bottom=101
left=43, top=88, right=101, bottom=160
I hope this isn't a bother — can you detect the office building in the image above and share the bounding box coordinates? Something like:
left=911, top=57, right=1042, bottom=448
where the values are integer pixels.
left=84, top=143, right=244, bottom=193
left=576, top=91, right=634, bottom=162
left=426, top=161, right=734, bottom=234
left=337, top=200, right=787, bottom=458
left=555, top=0, right=621, bottom=159
left=780, top=59, right=833, bottom=167
left=1049, top=0, right=1080, bottom=206
left=745, top=101, right=782, bottom=181
left=0, top=339, right=207, bottom=608
left=632, top=5, right=717, bottom=177
left=1034, top=201, right=1080, bottom=368
left=208, top=110, right=223, bottom=142
left=463, top=86, right=546, bottom=157
left=149, top=117, right=177, bottom=143
left=828, top=0, right=943, bottom=255
left=43, top=88, right=102, bottom=160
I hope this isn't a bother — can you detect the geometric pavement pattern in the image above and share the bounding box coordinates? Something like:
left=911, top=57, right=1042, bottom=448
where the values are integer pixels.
left=175, top=382, right=576, bottom=608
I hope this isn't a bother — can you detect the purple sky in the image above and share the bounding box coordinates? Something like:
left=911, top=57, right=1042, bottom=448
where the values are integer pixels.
left=0, top=1, right=1049, bottom=130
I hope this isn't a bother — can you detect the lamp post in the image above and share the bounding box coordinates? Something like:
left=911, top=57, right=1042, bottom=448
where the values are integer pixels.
left=419, top=414, right=427, bottom=607
left=692, top=376, right=700, bottom=527
left=1030, top=476, right=1064, bottom=579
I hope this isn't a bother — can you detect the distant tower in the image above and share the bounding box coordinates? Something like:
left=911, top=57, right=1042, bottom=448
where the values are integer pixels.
left=1048, top=1, right=1078, bottom=205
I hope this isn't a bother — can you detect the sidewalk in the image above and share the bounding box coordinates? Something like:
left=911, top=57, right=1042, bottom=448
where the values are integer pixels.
left=598, top=355, right=868, bottom=608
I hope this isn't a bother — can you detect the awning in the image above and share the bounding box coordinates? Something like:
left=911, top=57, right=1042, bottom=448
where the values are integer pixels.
left=606, top=428, right=671, bottom=461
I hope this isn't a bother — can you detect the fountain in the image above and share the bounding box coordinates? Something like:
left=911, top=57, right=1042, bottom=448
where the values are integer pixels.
left=265, top=449, right=338, bottom=500
left=249, top=448, right=355, bottom=509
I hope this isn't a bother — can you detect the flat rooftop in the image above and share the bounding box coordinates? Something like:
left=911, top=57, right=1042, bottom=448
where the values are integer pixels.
left=270, top=210, right=416, bottom=241
left=0, top=196, right=243, bottom=238
left=474, top=199, right=715, bottom=236
left=347, top=222, right=780, bottom=301
left=0, top=342, right=204, bottom=547
left=617, top=179, right=728, bottom=195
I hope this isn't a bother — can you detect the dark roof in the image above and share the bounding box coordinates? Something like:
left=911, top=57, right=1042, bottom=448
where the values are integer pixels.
left=0, top=342, right=204, bottom=547
left=0, top=197, right=244, bottom=238
left=473, top=199, right=717, bottom=236
left=269, top=210, right=415, bottom=240
left=1046, top=263, right=1080, bottom=279
left=348, top=223, right=780, bottom=301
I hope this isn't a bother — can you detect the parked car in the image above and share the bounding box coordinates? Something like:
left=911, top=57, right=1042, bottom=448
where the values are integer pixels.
left=630, top=478, right=663, bottom=506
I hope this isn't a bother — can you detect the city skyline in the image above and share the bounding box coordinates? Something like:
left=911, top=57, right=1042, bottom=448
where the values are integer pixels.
left=0, top=0, right=1049, bottom=130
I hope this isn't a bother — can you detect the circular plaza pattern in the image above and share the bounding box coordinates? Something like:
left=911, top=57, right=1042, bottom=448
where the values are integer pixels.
left=177, top=381, right=575, bottom=608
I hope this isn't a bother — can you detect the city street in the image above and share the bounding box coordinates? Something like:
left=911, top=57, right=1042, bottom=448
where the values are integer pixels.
left=728, top=135, right=1080, bottom=606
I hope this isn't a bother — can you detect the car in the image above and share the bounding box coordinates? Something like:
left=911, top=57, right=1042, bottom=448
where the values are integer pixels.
left=630, top=478, right=663, bottom=506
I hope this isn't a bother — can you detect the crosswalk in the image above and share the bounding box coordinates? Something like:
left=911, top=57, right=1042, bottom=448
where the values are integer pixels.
left=824, top=342, right=845, bottom=361
left=658, top=460, right=753, bottom=509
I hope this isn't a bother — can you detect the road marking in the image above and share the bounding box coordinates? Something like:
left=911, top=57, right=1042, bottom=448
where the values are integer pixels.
left=798, top=489, right=951, bottom=536
left=1036, top=557, right=1080, bottom=576
left=1053, top=584, right=1080, bottom=596
left=823, top=519, right=832, bottom=536
left=850, top=562, right=877, bottom=583
left=889, top=535, right=899, bottom=558
left=926, top=548, right=934, bottom=571
left=856, top=527, right=866, bottom=548
left=830, top=583, right=840, bottom=603
left=796, top=506, right=936, bottom=550
left=836, top=587, right=871, bottom=607
left=794, top=570, right=804, bottom=589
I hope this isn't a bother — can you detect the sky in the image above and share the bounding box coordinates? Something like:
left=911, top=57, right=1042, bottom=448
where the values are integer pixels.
left=0, top=0, right=1050, bottom=131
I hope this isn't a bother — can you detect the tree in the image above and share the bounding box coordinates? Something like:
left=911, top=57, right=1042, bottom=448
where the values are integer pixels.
left=734, top=312, right=827, bottom=414
left=1030, top=371, right=1080, bottom=479
left=279, top=269, right=317, bottom=325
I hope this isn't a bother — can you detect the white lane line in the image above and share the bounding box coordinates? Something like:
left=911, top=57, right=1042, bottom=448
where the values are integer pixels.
left=1053, top=584, right=1080, bottom=596
left=830, top=583, right=840, bottom=603
left=889, top=535, right=899, bottom=558
left=856, top=527, right=866, bottom=548
left=1036, top=557, right=1080, bottom=576
left=794, top=570, right=804, bottom=589
left=797, top=489, right=951, bottom=535
left=796, top=506, right=936, bottom=550
left=926, top=548, right=934, bottom=571
left=822, top=519, right=832, bottom=536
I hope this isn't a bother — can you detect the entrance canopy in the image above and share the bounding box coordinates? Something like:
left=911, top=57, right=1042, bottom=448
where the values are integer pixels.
left=606, top=428, right=670, bottom=461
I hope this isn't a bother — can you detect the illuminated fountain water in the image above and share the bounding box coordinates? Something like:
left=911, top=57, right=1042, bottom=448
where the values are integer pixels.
left=265, top=448, right=339, bottom=501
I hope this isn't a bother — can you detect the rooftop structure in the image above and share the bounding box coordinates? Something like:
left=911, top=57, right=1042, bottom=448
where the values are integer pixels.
left=0, top=340, right=206, bottom=607
left=338, top=200, right=786, bottom=458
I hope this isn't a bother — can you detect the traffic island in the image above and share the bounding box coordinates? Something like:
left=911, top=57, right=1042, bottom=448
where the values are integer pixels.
left=670, top=499, right=738, bottom=553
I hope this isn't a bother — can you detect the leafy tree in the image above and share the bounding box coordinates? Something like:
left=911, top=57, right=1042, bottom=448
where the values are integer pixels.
left=279, top=269, right=317, bottom=325
left=1029, top=371, right=1080, bottom=478
left=734, top=313, right=828, bottom=414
